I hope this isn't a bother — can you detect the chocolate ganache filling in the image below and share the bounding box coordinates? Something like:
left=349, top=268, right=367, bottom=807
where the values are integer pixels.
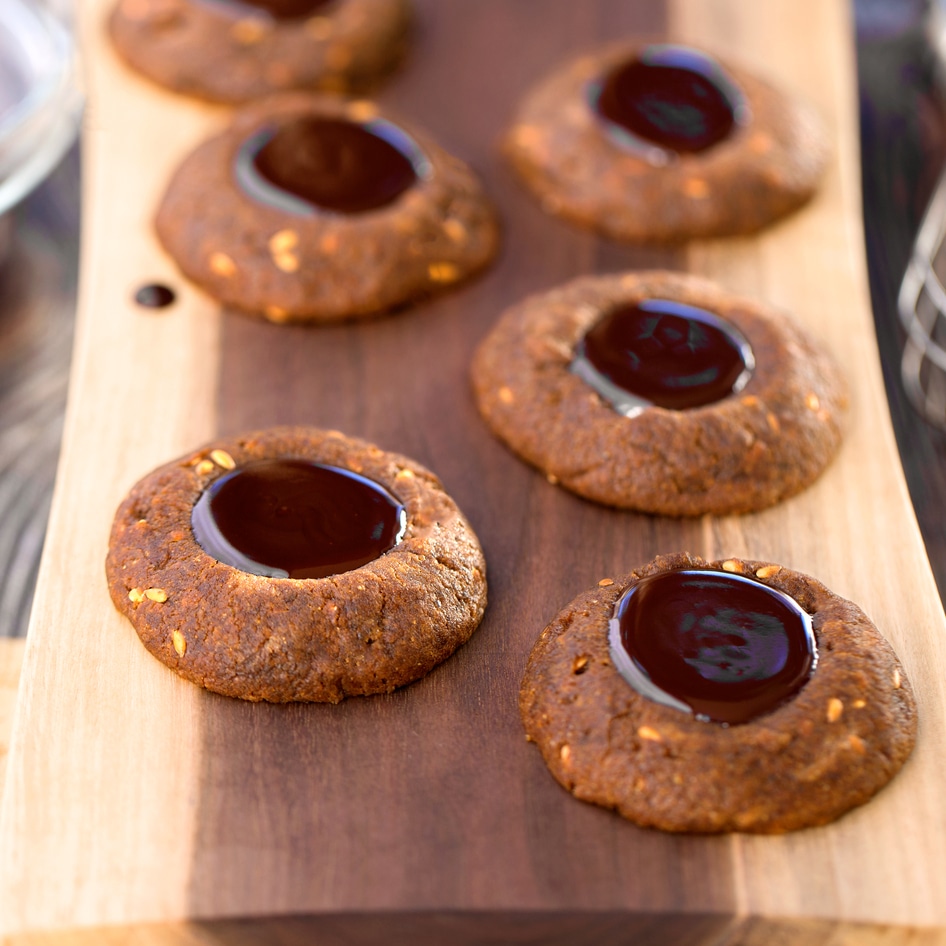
left=235, top=115, right=428, bottom=215
left=591, top=44, right=749, bottom=162
left=192, top=458, right=407, bottom=579
left=571, top=298, right=754, bottom=414
left=609, top=569, right=817, bottom=725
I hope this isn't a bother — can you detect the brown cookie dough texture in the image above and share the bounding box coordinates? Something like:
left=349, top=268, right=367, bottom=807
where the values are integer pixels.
left=155, top=94, right=500, bottom=322
left=520, top=553, right=917, bottom=834
left=105, top=427, right=488, bottom=702
left=471, top=271, right=847, bottom=516
left=108, top=0, right=411, bottom=103
left=503, top=43, right=829, bottom=241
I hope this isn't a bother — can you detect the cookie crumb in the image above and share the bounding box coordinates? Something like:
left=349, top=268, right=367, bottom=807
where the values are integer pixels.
left=209, top=252, right=237, bottom=278
left=428, top=262, right=461, bottom=283
left=443, top=218, right=468, bottom=243
left=268, top=229, right=299, bottom=254
left=230, top=18, right=268, bottom=45
left=264, top=306, right=291, bottom=323
left=210, top=449, right=236, bottom=470
left=347, top=100, right=379, bottom=122
left=273, top=251, right=300, bottom=273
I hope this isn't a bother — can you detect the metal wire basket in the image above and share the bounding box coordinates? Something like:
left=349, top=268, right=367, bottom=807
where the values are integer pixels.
left=897, top=0, right=946, bottom=428
left=898, top=164, right=946, bottom=427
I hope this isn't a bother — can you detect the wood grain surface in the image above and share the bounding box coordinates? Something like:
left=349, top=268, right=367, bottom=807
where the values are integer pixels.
left=3, top=0, right=946, bottom=940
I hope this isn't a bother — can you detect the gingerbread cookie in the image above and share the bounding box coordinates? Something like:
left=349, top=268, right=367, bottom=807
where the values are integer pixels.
left=470, top=271, right=847, bottom=516
left=105, top=427, right=488, bottom=702
left=520, top=553, right=917, bottom=834
left=108, top=0, right=411, bottom=103
left=155, top=94, right=500, bottom=322
left=503, top=43, right=829, bottom=241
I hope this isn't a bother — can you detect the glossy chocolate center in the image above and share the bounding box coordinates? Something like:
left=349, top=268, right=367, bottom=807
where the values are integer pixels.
left=572, top=299, right=753, bottom=412
left=238, top=116, right=421, bottom=215
left=192, top=458, right=407, bottom=579
left=609, top=569, right=816, bottom=725
left=134, top=283, right=176, bottom=309
left=593, top=45, right=745, bottom=157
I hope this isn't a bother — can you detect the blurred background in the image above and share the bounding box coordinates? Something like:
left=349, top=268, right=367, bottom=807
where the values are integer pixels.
left=0, top=0, right=81, bottom=640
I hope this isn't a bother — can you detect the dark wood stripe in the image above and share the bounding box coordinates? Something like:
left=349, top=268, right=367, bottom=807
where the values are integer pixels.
left=198, top=0, right=733, bottom=917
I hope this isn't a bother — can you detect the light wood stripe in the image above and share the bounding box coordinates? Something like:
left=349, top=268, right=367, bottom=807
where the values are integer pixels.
left=671, top=0, right=946, bottom=926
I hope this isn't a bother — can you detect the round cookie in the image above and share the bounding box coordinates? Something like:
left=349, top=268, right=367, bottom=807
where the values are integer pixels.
left=155, top=94, right=500, bottom=322
left=105, top=426, right=488, bottom=702
left=108, top=0, right=411, bottom=104
left=470, top=270, right=847, bottom=516
left=503, top=42, right=829, bottom=241
left=519, top=553, right=917, bottom=834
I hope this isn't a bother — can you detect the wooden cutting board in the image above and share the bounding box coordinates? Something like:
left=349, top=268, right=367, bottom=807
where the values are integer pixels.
left=4, top=0, right=946, bottom=942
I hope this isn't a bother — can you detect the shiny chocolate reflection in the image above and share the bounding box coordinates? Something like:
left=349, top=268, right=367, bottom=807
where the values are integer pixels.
left=590, top=45, right=749, bottom=164
left=571, top=298, right=754, bottom=414
left=235, top=115, right=430, bottom=215
left=192, top=458, right=407, bottom=579
left=609, top=569, right=817, bottom=725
